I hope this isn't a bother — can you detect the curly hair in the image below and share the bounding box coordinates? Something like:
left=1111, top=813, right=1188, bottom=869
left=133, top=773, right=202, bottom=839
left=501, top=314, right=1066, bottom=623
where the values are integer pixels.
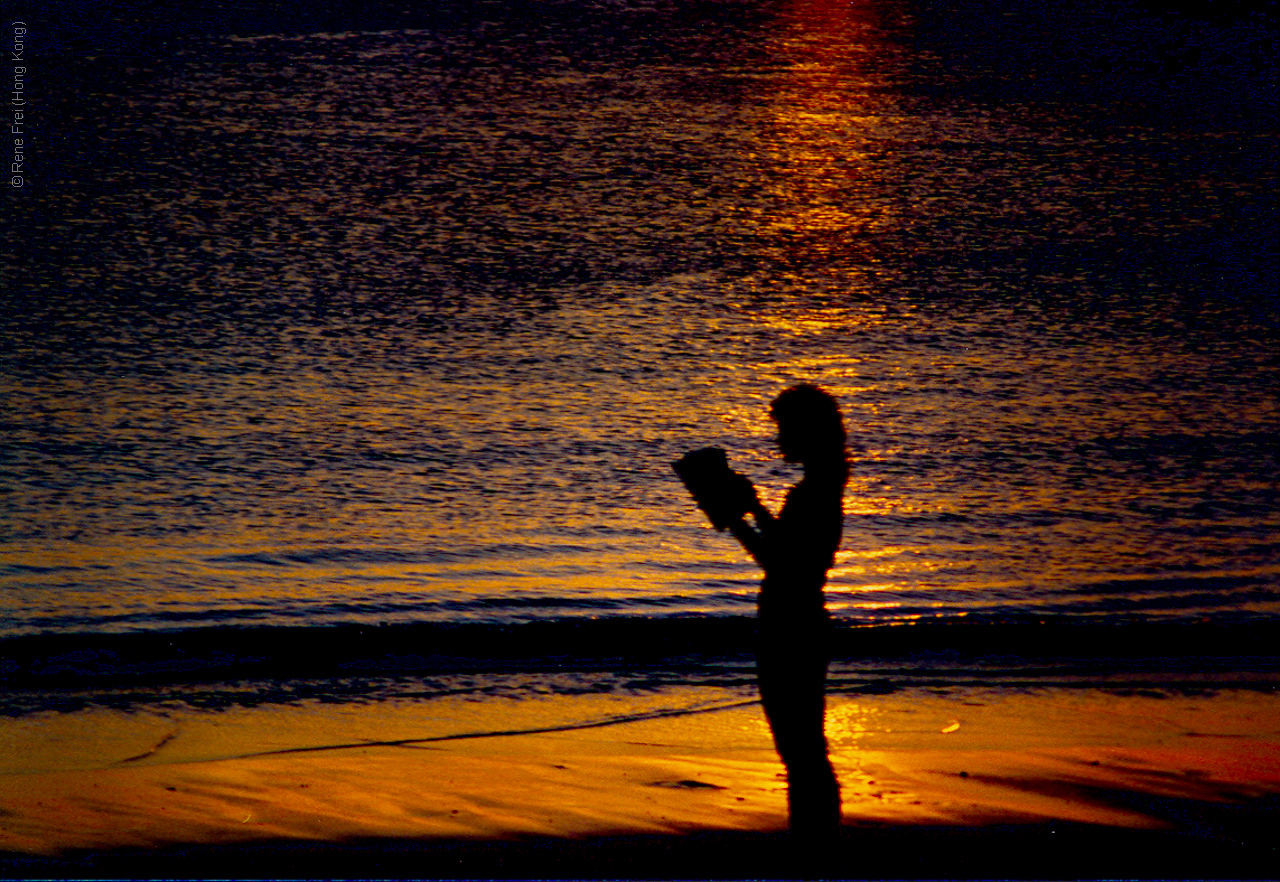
left=769, top=384, right=848, bottom=470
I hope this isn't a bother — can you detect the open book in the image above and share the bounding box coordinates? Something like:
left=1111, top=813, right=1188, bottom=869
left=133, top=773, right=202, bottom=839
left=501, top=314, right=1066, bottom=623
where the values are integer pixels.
left=672, top=447, right=749, bottom=531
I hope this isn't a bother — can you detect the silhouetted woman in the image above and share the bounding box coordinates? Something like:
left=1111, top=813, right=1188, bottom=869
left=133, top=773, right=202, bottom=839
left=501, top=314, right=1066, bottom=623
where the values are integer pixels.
left=727, top=384, right=845, bottom=842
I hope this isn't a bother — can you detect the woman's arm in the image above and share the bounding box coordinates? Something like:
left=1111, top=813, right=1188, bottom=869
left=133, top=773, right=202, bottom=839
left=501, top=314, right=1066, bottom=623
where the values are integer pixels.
left=726, top=477, right=779, bottom=571
left=727, top=516, right=765, bottom=567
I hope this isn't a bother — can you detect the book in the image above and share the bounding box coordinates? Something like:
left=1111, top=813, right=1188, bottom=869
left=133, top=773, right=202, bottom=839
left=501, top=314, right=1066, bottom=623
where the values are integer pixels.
left=672, top=447, right=749, bottom=531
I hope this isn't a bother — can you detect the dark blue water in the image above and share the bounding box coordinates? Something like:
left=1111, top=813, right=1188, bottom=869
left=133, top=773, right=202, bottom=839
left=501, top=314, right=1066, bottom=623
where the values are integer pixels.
left=2, top=0, right=1277, bottom=711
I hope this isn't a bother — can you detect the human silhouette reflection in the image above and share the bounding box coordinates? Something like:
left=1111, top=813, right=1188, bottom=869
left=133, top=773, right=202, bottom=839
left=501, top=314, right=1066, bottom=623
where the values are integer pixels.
left=675, top=384, right=845, bottom=843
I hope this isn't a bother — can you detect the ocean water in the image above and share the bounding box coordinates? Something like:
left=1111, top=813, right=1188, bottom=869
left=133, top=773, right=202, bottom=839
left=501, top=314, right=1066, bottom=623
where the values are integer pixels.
left=2, top=0, right=1277, bottom=712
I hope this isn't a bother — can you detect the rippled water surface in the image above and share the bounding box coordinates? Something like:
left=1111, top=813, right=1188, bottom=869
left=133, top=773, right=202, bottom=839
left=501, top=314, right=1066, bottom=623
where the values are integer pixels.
left=3, top=0, right=1277, bottom=641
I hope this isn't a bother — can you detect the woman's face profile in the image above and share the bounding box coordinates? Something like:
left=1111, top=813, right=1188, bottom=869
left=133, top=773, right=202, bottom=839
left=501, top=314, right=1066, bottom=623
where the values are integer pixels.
left=774, top=416, right=803, bottom=463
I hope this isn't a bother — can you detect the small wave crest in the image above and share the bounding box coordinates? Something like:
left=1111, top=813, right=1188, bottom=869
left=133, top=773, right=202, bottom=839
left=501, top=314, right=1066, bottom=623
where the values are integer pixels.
left=2, top=613, right=1276, bottom=716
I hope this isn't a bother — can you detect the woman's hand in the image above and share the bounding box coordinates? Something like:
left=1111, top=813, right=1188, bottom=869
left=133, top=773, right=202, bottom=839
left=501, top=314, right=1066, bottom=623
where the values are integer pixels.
left=726, top=471, right=757, bottom=513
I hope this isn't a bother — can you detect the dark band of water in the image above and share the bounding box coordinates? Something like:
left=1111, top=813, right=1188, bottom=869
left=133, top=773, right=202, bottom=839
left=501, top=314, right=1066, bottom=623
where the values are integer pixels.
left=3, top=613, right=1277, bottom=716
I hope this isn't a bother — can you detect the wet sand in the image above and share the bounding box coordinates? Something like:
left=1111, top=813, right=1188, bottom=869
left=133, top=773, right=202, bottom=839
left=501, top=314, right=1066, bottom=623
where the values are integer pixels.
left=1, top=686, right=1278, bottom=879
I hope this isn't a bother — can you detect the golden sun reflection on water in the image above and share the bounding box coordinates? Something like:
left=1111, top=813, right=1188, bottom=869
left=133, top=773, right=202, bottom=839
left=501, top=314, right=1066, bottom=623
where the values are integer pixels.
left=741, top=0, right=898, bottom=273
left=4, top=0, right=1274, bottom=642
left=725, top=0, right=912, bottom=434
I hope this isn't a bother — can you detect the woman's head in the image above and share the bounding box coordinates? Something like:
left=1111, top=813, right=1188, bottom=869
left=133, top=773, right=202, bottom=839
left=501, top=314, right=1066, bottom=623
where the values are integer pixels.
left=770, top=384, right=847, bottom=467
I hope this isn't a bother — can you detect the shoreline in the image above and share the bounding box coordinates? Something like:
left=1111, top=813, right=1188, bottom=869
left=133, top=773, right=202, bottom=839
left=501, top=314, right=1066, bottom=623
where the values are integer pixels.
left=1, top=686, right=1278, bottom=878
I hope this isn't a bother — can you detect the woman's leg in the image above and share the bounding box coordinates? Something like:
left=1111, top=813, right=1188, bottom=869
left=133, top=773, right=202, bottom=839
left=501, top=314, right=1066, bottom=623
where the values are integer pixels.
left=758, top=646, right=840, bottom=841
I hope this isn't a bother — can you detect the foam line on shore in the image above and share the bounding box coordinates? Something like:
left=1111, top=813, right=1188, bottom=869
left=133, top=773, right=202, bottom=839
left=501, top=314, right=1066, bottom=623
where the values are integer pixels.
left=119, top=698, right=762, bottom=766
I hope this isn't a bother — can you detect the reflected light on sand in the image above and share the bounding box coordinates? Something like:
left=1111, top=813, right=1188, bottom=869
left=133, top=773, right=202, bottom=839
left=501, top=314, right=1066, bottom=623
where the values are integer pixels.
left=825, top=701, right=885, bottom=743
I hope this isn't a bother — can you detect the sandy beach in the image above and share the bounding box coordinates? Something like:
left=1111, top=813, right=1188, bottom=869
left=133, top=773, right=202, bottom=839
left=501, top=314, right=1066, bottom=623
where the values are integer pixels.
left=1, top=684, right=1278, bottom=879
